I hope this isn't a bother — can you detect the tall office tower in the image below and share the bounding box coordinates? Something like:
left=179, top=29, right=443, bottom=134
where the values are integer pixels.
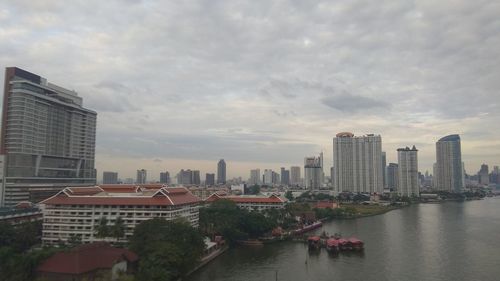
left=205, top=173, right=215, bottom=186
left=249, top=169, right=261, bottom=185
left=290, top=166, right=301, bottom=186
left=304, top=153, right=324, bottom=190
left=478, top=164, right=489, bottom=185
left=217, top=159, right=226, bottom=184
left=387, top=163, right=398, bottom=191
left=382, top=151, right=387, bottom=188
left=192, top=170, right=201, bottom=185
left=177, top=169, right=193, bottom=185
left=333, top=132, right=383, bottom=194
left=263, top=169, right=274, bottom=185
left=280, top=167, right=290, bottom=186
left=435, top=134, right=464, bottom=192
left=272, top=171, right=280, bottom=184
left=0, top=67, right=97, bottom=206
left=102, top=171, right=118, bottom=184
left=397, top=146, right=419, bottom=197
left=159, top=171, right=170, bottom=184
left=136, top=169, right=147, bottom=184
left=491, top=166, right=499, bottom=184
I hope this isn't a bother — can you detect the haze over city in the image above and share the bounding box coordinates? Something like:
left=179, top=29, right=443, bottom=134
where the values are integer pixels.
left=1, top=1, right=499, bottom=180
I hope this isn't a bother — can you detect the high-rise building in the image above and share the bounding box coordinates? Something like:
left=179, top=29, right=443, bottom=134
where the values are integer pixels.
left=0, top=67, right=97, bottom=206
left=263, top=169, right=273, bottom=185
left=478, top=164, right=489, bottom=185
left=280, top=167, right=290, bottom=186
left=136, top=169, right=147, bottom=184
left=304, top=153, right=324, bottom=190
left=333, top=132, right=383, bottom=194
left=159, top=171, right=170, bottom=184
left=205, top=173, right=215, bottom=186
left=192, top=170, right=201, bottom=185
left=382, top=151, right=387, bottom=188
left=217, top=159, right=226, bottom=184
left=387, top=163, right=398, bottom=191
left=249, top=169, right=260, bottom=185
left=177, top=169, right=192, bottom=185
left=435, top=134, right=464, bottom=192
left=290, top=166, right=301, bottom=186
left=102, top=172, right=118, bottom=184
left=397, top=146, right=419, bottom=197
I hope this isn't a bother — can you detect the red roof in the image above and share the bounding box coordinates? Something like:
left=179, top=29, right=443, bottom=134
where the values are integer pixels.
left=205, top=193, right=285, bottom=204
left=308, top=236, right=321, bottom=242
left=327, top=238, right=339, bottom=247
left=40, top=186, right=200, bottom=206
left=37, top=242, right=138, bottom=275
left=348, top=238, right=363, bottom=244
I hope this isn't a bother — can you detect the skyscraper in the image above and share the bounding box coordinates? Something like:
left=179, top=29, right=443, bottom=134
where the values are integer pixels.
left=192, top=170, right=201, bottom=185
left=217, top=159, right=226, bottom=184
left=333, top=132, right=383, bottom=194
left=177, top=169, right=192, bottom=185
left=304, top=153, right=324, bottom=190
left=102, top=171, right=118, bottom=184
left=136, top=169, right=147, bottom=184
left=159, top=171, right=170, bottom=184
left=249, top=169, right=261, bottom=185
left=0, top=67, right=97, bottom=206
left=478, top=164, right=489, bottom=185
left=397, top=146, right=419, bottom=197
left=263, top=169, right=273, bottom=185
left=435, top=134, right=463, bottom=192
left=387, top=163, right=398, bottom=191
left=382, top=151, right=387, bottom=188
left=290, top=166, right=301, bottom=186
left=280, top=167, right=290, bottom=186
left=205, top=173, right=215, bottom=186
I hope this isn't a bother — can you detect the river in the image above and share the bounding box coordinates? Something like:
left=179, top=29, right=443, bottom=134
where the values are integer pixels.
left=187, top=198, right=500, bottom=281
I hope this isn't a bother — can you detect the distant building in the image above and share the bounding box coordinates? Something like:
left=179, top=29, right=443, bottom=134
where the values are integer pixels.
left=478, top=164, right=489, bottom=185
left=192, top=170, right=201, bottom=185
left=280, top=168, right=290, bottom=186
left=435, top=134, right=464, bottom=192
left=397, top=146, right=419, bottom=197
left=0, top=67, right=97, bottom=207
left=290, top=166, right=301, bottom=186
left=123, top=178, right=134, bottom=184
left=387, top=163, right=398, bottom=191
left=382, top=151, right=387, bottom=188
left=249, top=169, right=261, bottom=185
left=159, top=171, right=170, bottom=184
left=263, top=169, right=274, bottom=185
left=333, top=132, right=383, bottom=194
left=37, top=242, right=138, bottom=281
left=304, top=153, right=324, bottom=190
left=136, top=169, right=147, bottom=184
left=217, top=159, right=226, bottom=184
left=40, top=185, right=200, bottom=245
left=177, top=169, right=193, bottom=185
left=102, top=172, right=118, bottom=184
left=0, top=202, right=42, bottom=225
left=205, top=173, right=215, bottom=186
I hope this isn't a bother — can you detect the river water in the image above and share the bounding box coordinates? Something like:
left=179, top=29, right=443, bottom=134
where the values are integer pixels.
left=187, top=198, right=500, bottom=281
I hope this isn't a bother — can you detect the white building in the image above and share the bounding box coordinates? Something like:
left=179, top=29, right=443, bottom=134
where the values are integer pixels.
left=435, top=135, right=464, bottom=192
left=205, top=193, right=286, bottom=212
left=304, top=153, right=324, bottom=190
left=249, top=169, right=261, bottom=185
left=290, top=166, right=301, bottom=186
left=39, top=184, right=200, bottom=246
left=263, top=169, right=274, bottom=185
left=333, top=132, right=383, bottom=194
left=397, top=146, right=419, bottom=197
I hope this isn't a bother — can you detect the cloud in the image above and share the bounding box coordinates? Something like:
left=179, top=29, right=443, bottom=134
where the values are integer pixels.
left=321, top=93, right=390, bottom=113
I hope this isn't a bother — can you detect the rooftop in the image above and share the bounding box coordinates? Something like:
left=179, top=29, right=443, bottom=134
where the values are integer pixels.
left=205, top=193, right=286, bottom=204
left=438, top=134, right=460, bottom=142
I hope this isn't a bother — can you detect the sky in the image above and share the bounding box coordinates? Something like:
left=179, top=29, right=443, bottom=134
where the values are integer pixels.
left=1, top=0, right=499, bottom=181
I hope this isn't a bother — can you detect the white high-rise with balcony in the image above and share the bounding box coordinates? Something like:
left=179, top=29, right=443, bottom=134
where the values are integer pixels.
left=397, top=146, right=419, bottom=197
left=333, top=132, right=383, bottom=194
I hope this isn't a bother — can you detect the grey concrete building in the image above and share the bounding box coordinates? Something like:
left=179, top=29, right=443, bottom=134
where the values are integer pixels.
left=0, top=67, right=97, bottom=206
left=397, top=146, right=419, bottom=197
left=217, top=159, right=226, bottom=184
left=102, top=171, right=118, bottom=184
left=435, top=134, right=464, bottom=192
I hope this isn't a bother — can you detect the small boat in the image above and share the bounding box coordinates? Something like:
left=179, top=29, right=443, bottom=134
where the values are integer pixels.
left=337, top=238, right=349, bottom=251
left=307, top=236, right=321, bottom=250
left=326, top=238, right=339, bottom=253
left=348, top=237, right=364, bottom=251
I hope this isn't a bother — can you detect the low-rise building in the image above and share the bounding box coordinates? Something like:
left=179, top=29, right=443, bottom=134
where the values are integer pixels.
left=205, top=193, right=286, bottom=212
left=0, top=201, right=42, bottom=224
left=39, top=184, right=200, bottom=246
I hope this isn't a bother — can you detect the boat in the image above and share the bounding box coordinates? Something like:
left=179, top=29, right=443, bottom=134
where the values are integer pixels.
left=307, top=236, right=321, bottom=250
left=348, top=237, right=364, bottom=251
left=292, top=221, right=323, bottom=235
left=337, top=238, right=349, bottom=251
left=326, top=238, right=339, bottom=253
left=236, top=239, right=264, bottom=246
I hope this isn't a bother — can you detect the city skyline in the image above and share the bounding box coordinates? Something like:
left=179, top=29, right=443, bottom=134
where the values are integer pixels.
left=1, top=1, right=499, bottom=180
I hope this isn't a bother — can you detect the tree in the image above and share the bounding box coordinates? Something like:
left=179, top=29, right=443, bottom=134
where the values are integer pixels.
left=130, top=218, right=205, bottom=281
left=284, top=191, right=294, bottom=201
left=95, top=217, right=110, bottom=238
left=67, top=234, right=82, bottom=247
left=111, top=216, right=125, bottom=240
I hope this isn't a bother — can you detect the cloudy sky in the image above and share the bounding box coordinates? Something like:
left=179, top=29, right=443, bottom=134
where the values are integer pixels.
left=1, top=0, right=499, bottom=181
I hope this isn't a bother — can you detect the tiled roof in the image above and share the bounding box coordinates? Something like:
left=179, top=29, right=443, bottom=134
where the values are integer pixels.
left=40, top=186, right=200, bottom=206
left=37, top=242, right=138, bottom=275
left=205, top=193, right=286, bottom=204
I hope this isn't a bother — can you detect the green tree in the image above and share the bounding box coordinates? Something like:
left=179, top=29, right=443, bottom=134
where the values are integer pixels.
left=67, top=234, right=82, bottom=247
left=284, top=191, right=294, bottom=201
left=111, top=216, right=125, bottom=240
left=95, top=217, right=110, bottom=238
